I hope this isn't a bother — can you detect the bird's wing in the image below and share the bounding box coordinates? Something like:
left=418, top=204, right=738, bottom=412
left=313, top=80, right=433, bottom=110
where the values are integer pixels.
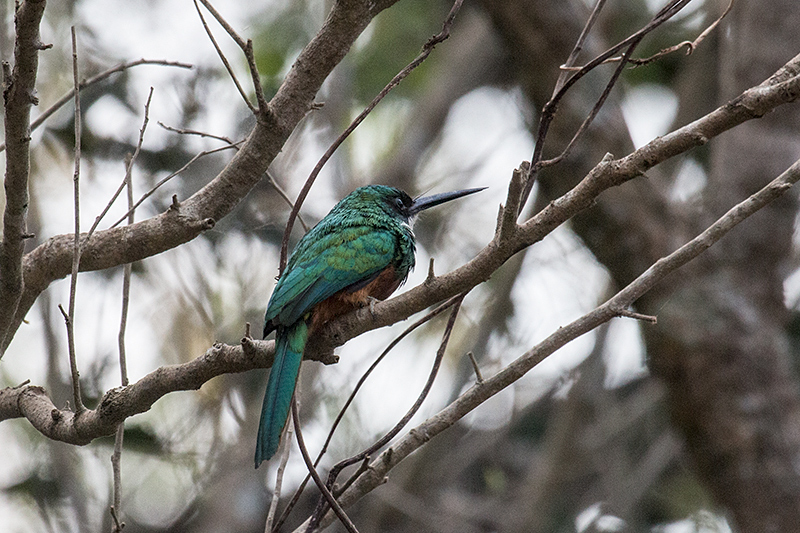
left=265, top=226, right=397, bottom=326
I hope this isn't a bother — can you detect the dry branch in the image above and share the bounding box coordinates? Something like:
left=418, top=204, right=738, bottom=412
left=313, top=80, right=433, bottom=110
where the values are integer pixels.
left=64, top=26, right=84, bottom=412
left=0, top=0, right=47, bottom=350
left=0, top=339, right=339, bottom=443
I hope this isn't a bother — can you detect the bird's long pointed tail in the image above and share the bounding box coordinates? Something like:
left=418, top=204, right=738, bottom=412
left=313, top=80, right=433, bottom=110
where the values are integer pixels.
left=255, top=321, right=308, bottom=468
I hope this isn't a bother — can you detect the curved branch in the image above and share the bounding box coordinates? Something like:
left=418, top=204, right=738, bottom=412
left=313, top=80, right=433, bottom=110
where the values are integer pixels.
left=0, top=338, right=338, bottom=444
left=1, top=0, right=401, bottom=354
left=2, top=341, right=273, bottom=443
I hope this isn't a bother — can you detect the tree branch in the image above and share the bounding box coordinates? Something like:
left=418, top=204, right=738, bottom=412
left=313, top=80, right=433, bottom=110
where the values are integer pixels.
left=192, top=0, right=257, bottom=114
left=519, top=0, right=693, bottom=211
left=0, top=337, right=339, bottom=443
left=194, top=0, right=268, bottom=114
left=0, top=0, right=47, bottom=350
left=64, top=25, right=85, bottom=412
left=0, top=0, right=402, bottom=354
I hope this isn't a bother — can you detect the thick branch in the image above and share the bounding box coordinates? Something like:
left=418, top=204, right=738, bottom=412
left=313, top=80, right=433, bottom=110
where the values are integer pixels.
left=0, top=338, right=339, bottom=443
left=0, top=340, right=265, bottom=443
left=0, top=0, right=47, bottom=349
left=1, top=0, right=401, bottom=354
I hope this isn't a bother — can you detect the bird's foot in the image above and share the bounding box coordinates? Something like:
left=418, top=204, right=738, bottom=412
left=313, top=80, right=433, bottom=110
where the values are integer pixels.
left=366, top=296, right=380, bottom=318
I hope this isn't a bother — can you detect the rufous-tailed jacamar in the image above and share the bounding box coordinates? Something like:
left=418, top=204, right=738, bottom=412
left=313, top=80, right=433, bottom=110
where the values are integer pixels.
left=255, top=184, right=484, bottom=467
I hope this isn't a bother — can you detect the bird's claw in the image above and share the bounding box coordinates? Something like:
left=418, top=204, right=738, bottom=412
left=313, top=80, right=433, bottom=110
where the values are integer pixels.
left=366, top=296, right=380, bottom=318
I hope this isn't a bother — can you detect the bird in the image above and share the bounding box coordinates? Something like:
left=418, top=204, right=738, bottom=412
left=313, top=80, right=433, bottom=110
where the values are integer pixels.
left=255, top=184, right=484, bottom=467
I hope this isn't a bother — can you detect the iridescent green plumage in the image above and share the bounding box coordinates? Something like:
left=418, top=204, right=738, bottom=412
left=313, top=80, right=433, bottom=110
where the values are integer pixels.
left=255, top=184, right=484, bottom=467
left=264, top=186, right=416, bottom=329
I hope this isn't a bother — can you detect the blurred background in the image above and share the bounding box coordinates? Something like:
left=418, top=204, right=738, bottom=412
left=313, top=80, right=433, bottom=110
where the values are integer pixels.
left=2, top=0, right=799, bottom=531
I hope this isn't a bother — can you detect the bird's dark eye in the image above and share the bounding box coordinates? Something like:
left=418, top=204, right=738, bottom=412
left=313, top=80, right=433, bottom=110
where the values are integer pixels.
left=394, top=197, right=405, bottom=210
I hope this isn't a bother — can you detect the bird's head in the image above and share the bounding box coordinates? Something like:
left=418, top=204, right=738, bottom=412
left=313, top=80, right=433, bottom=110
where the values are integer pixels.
left=343, top=184, right=485, bottom=224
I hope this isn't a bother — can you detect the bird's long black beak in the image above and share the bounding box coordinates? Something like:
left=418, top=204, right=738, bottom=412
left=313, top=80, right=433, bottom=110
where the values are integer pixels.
left=409, top=187, right=486, bottom=216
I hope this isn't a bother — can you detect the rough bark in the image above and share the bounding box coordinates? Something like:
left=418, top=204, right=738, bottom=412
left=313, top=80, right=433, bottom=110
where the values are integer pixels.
left=0, top=0, right=47, bottom=349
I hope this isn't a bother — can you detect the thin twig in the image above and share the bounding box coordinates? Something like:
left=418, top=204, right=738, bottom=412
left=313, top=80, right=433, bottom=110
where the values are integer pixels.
left=196, top=0, right=247, bottom=48
left=90, top=175, right=131, bottom=239
left=109, top=505, right=123, bottom=533
left=109, top=141, right=242, bottom=229
left=154, top=124, right=307, bottom=230
left=279, top=0, right=465, bottom=271
left=157, top=121, right=234, bottom=144
left=553, top=0, right=608, bottom=94
left=244, top=38, right=269, bottom=114
left=539, top=38, right=640, bottom=170
left=561, top=0, right=735, bottom=70
left=426, top=257, right=436, bottom=282
left=612, top=306, right=657, bottom=323
left=265, top=172, right=310, bottom=233
left=194, top=0, right=267, bottom=110
left=292, top=397, right=359, bottom=533
left=273, top=295, right=463, bottom=531
left=65, top=27, right=85, bottom=413
left=88, top=88, right=154, bottom=240
left=466, top=351, right=483, bottom=383
left=110, top=89, right=151, bottom=533
left=265, top=415, right=293, bottom=533
left=269, top=368, right=300, bottom=533
left=110, top=424, right=125, bottom=533
left=307, top=294, right=465, bottom=531
left=0, top=59, right=192, bottom=154
left=633, top=0, right=733, bottom=66
left=519, top=0, right=693, bottom=213
left=193, top=0, right=256, bottom=114
left=497, top=162, right=528, bottom=242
